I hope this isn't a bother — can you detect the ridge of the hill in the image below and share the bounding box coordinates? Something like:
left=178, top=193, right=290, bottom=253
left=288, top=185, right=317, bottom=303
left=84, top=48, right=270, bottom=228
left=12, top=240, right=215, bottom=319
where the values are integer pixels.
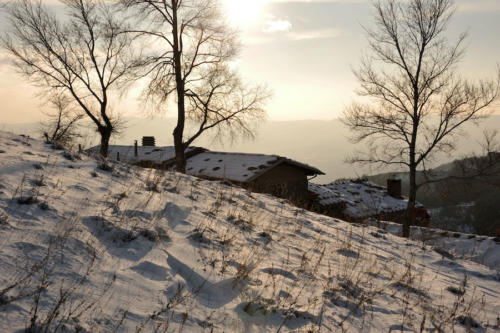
left=0, top=131, right=499, bottom=332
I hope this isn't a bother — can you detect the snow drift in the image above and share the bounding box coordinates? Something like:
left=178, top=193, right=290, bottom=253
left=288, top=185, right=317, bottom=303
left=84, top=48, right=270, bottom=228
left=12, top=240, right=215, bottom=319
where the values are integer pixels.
left=0, top=131, right=499, bottom=332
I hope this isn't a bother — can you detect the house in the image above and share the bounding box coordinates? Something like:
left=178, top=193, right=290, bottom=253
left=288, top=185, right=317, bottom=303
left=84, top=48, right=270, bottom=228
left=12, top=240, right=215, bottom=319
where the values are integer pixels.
left=172, top=151, right=324, bottom=202
left=87, top=137, right=324, bottom=202
left=308, top=179, right=430, bottom=227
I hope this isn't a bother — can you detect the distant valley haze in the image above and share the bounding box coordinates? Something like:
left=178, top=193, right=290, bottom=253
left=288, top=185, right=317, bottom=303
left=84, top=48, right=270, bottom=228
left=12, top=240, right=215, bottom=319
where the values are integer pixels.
left=2, top=116, right=500, bottom=183
left=1, top=0, right=499, bottom=182
left=1, top=0, right=500, bottom=122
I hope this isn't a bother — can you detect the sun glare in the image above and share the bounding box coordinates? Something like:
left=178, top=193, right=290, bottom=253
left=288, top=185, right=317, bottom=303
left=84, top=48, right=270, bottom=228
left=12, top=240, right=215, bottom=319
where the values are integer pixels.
left=222, top=0, right=266, bottom=27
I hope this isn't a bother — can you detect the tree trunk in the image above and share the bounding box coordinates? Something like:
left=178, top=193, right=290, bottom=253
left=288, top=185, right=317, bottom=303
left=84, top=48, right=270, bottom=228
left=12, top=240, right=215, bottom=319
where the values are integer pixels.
left=405, top=77, right=421, bottom=238
left=404, top=163, right=417, bottom=238
left=172, top=1, right=187, bottom=173
left=173, top=89, right=186, bottom=172
left=99, top=126, right=112, bottom=157
left=173, top=133, right=186, bottom=172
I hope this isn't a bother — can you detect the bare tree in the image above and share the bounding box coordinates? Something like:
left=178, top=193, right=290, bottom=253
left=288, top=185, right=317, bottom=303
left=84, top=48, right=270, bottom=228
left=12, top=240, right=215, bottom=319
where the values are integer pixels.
left=417, top=130, right=500, bottom=197
left=121, top=0, right=269, bottom=172
left=2, top=0, right=141, bottom=156
left=41, top=94, right=84, bottom=146
left=480, top=129, right=500, bottom=157
left=343, top=0, right=500, bottom=237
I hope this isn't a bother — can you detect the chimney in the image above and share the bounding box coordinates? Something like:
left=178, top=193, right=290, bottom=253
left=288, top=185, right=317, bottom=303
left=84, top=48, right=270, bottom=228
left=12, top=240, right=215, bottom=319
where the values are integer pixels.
left=387, top=179, right=402, bottom=198
left=142, top=136, right=155, bottom=147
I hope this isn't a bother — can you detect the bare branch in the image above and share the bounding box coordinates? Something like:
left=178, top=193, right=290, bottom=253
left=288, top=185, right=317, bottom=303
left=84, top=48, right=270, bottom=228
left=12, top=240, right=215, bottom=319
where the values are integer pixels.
left=2, top=0, right=142, bottom=156
left=343, top=0, right=500, bottom=237
left=41, top=93, right=84, bottom=146
left=119, top=0, right=269, bottom=172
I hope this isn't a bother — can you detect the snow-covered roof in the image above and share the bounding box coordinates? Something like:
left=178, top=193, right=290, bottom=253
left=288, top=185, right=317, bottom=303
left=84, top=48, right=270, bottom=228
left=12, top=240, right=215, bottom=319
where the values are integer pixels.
left=185, top=151, right=324, bottom=183
left=309, top=180, right=421, bottom=219
left=88, top=144, right=324, bottom=183
left=87, top=145, right=201, bottom=164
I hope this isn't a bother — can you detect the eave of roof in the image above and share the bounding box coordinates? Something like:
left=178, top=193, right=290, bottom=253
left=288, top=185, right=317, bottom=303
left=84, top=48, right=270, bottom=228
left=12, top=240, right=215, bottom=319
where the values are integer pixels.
left=245, top=156, right=324, bottom=183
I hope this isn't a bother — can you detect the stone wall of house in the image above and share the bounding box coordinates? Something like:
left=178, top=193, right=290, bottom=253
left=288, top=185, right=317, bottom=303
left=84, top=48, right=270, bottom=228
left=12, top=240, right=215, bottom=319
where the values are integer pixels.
left=308, top=205, right=430, bottom=227
left=134, top=160, right=164, bottom=169
left=248, top=163, right=309, bottom=202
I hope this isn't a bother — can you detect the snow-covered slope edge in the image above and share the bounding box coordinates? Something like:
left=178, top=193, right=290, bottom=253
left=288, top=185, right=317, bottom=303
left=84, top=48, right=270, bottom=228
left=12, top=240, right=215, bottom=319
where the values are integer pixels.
left=0, top=131, right=499, bottom=332
left=365, top=220, right=500, bottom=270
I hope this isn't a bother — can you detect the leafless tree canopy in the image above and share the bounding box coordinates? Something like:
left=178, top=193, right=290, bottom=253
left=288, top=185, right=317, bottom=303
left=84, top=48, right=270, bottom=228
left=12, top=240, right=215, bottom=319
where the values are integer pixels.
left=183, top=64, right=269, bottom=146
left=343, top=0, right=500, bottom=237
left=41, top=94, right=84, bottom=146
left=2, top=0, right=141, bottom=156
left=121, top=0, right=269, bottom=172
left=420, top=129, right=500, bottom=190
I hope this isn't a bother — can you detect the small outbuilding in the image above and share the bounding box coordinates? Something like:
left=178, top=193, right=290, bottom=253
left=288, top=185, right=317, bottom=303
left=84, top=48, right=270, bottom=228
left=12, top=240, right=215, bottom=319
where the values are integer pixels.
left=308, top=179, right=430, bottom=227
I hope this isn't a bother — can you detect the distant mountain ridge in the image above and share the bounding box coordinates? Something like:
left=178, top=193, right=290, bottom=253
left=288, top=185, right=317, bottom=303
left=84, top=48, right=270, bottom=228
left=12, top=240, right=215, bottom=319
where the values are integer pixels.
left=368, top=153, right=500, bottom=235
left=368, top=153, right=500, bottom=204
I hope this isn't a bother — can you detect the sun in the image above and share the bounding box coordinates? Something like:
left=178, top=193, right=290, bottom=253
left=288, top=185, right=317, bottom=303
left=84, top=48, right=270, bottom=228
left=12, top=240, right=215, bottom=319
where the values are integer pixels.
left=222, top=0, right=266, bottom=27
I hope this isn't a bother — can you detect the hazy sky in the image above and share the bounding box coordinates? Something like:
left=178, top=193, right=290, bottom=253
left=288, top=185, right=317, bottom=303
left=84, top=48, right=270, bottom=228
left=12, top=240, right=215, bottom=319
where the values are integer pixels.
left=0, top=0, right=499, bottom=123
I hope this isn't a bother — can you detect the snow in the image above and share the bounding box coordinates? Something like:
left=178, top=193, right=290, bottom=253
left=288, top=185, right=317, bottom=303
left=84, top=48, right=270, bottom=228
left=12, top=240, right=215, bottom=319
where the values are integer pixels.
left=309, top=180, right=421, bottom=218
left=365, top=219, right=500, bottom=270
left=87, top=145, right=199, bottom=164
left=1, top=131, right=499, bottom=332
left=185, top=151, right=281, bottom=182
left=89, top=146, right=323, bottom=183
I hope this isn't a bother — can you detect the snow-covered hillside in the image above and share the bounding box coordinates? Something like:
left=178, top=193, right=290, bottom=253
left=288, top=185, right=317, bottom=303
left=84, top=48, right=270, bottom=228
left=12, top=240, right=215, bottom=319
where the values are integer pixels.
left=0, top=131, right=499, bottom=332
